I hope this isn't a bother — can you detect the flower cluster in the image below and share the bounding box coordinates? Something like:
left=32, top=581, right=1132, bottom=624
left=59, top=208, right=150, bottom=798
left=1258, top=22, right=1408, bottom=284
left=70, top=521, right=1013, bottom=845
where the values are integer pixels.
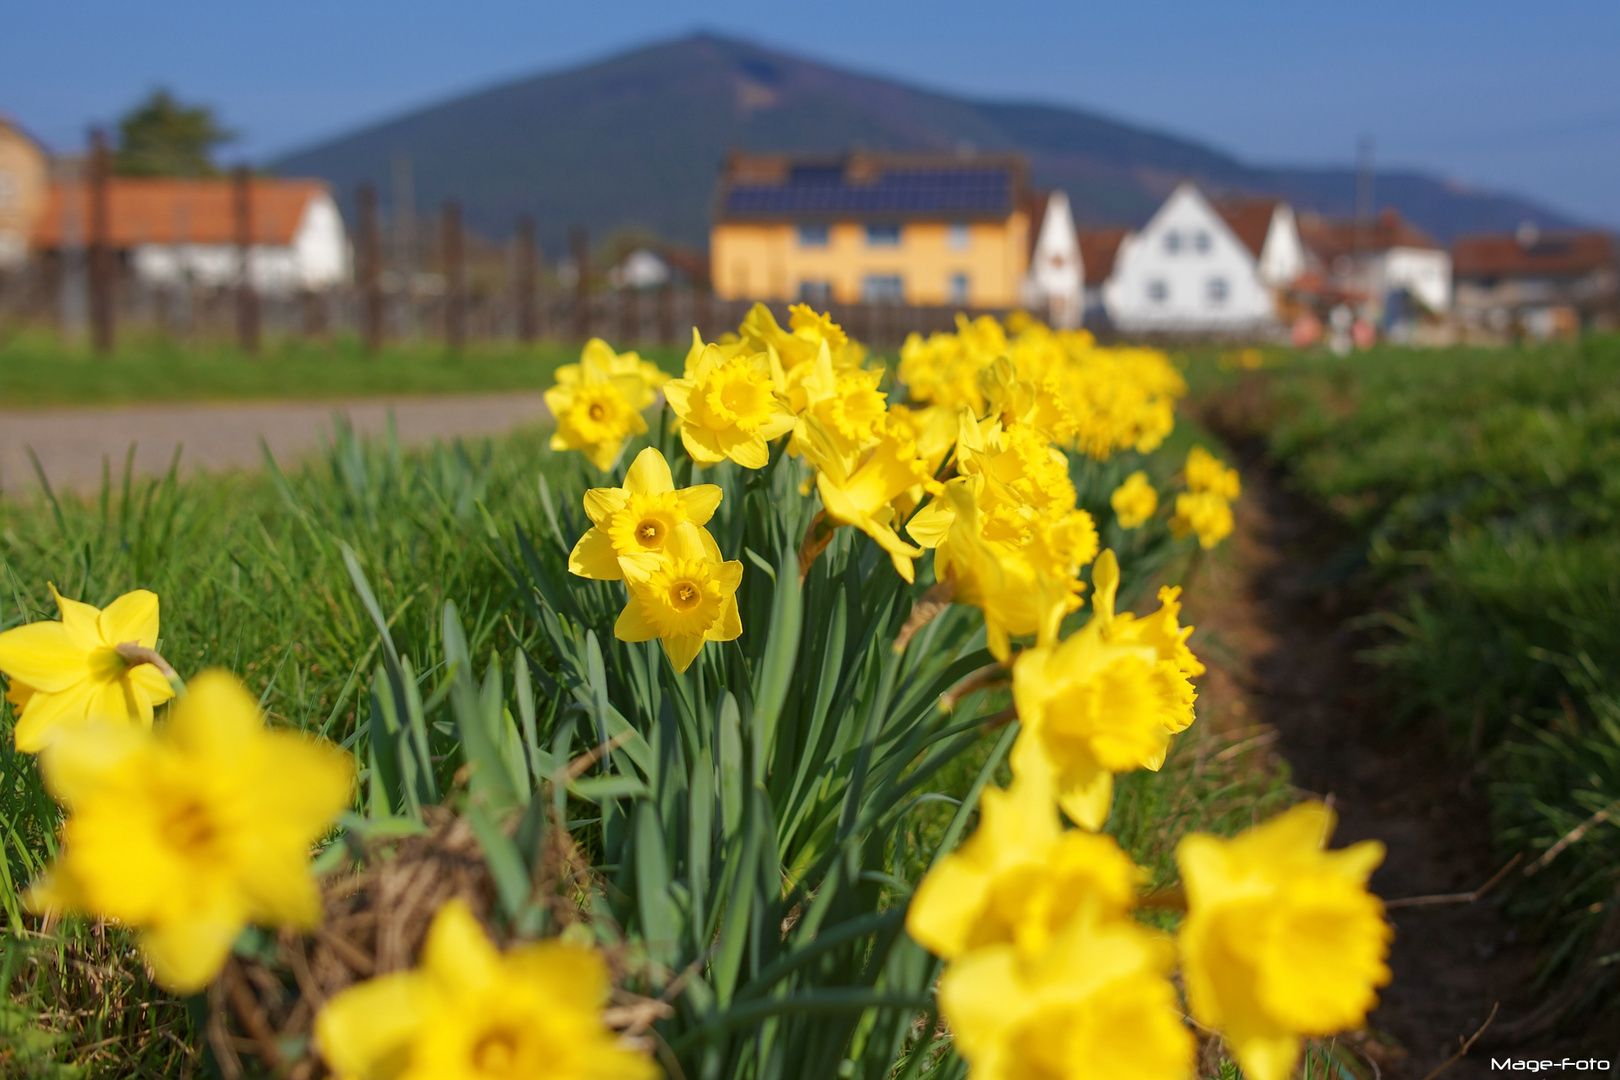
left=545, top=338, right=669, bottom=470
left=909, top=772, right=1392, bottom=1080
left=1172, top=445, right=1241, bottom=549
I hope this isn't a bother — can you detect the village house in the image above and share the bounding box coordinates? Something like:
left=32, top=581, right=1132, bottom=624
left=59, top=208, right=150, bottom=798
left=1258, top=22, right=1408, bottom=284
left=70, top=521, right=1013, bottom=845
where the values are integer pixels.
left=710, top=151, right=1031, bottom=308
left=0, top=116, right=48, bottom=269
left=1296, top=207, right=1451, bottom=316
left=31, top=176, right=348, bottom=293
left=1101, top=182, right=1299, bottom=333
left=1021, top=190, right=1083, bottom=328
left=1450, top=226, right=1616, bottom=338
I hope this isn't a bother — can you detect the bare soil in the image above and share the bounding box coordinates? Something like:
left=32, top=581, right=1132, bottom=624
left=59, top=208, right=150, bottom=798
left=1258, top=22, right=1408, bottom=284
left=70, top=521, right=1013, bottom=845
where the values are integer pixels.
left=1184, top=394, right=1611, bottom=1078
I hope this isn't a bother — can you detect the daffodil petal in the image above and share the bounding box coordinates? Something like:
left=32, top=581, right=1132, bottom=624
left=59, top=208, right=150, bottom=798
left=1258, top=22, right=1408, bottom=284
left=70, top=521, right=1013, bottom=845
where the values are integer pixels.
left=662, top=633, right=705, bottom=674
left=167, top=669, right=262, bottom=757
left=12, top=683, right=98, bottom=752
left=316, top=971, right=428, bottom=1080
left=38, top=721, right=148, bottom=805
left=98, top=590, right=160, bottom=649
left=140, top=908, right=244, bottom=994
left=677, top=484, right=723, bottom=525
left=568, top=528, right=626, bottom=580
left=614, top=601, right=660, bottom=643
left=623, top=447, right=674, bottom=494
left=0, top=622, right=91, bottom=693
left=421, top=899, right=502, bottom=995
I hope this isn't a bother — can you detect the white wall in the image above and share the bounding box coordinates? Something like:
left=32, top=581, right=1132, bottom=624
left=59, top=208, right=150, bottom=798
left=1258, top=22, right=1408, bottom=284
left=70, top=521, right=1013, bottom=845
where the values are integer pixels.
left=1376, top=247, right=1451, bottom=312
left=129, top=191, right=348, bottom=293
left=291, top=192, right=348, bottom=288
left=1104, top=184, right=1275, bottom=332
left=1023, top=191, right=1084, bottom=328
left=1258, top=204, right=1306, bottom=287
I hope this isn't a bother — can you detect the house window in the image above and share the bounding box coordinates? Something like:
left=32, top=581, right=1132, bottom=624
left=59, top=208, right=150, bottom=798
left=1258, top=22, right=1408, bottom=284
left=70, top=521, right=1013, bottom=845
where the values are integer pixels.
left=1163, top=230, right=1181, bottom=254
left=948, top=272, right=970, bottom=305
left=948, top=223, right=971, bottom=251
left=862, top=274, right=905, bottom=304
left=1206, top=276, right=1229, bottom=304
left=797, top=224, right=830, bottom=248
left=865, top=223, right=902, bottom=247
left=799, top=279, right=832, bottom=307
left=1193, top=230, right=1211, bottom=253
left=1147, top=279, right=1169, bottom=303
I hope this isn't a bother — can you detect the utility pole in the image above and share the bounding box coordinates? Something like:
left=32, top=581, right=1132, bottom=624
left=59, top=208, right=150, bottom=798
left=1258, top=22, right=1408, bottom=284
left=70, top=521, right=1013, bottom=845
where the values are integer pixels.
left=357, top=183, right=383, bottom=354
left=1353, top=135, right=1376, bottom=313
left=442, top=200, right=465, bottom=350
left=233, top=165, right=260, bottom=354
left=515, top=215, right=538, bottom=344
left=87, top=129, right=114, bottom=356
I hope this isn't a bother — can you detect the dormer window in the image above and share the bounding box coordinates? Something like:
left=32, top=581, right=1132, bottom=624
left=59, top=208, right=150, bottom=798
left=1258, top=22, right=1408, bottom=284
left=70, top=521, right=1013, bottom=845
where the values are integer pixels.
left=1194, top=230, right=1211, bottom=253
left=1163, top=231, right=1181, bottom=254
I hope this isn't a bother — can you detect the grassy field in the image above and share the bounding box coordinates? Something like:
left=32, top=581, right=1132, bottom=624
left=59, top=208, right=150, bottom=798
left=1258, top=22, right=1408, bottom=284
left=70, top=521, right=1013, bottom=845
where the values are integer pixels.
left=1246, top=335, right=1620, bottom=1015
left=0, top=330, right=684, bottom=408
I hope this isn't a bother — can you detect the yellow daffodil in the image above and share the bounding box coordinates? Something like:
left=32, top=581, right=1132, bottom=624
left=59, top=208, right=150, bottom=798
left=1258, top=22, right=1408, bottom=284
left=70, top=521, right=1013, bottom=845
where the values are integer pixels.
left=780, top=341, right=888, bottom=464
left=614, top=527, right=743, bottom=673
left=663, top=334, right=795, bottom=469
left=907, top=773, right=1141, bottom=961
left=803, top=419, right=935, bottom=583
left=906, top=478, right=1060, bottom=659
left=1110, top=471, right=1159, bottom=529
left=938, top=907, right=1194, bottom=1080
left=1185, top=446, right=1241, bottom=500
left=0, top=586, right=176, bottom=753
left=27, top=670, right=353, bottom=993
left=739, top=301, right=865, bottom=373
left=316, top=899, right=656, bottom=1080
left=1177, top=803, right=1391, bottom=1080
left=1010, top=550, right=1198, bottom=829
left=568, top=447, right=723, bottom=581
left=1172, top=490, right=1235, bottom=549
left=544, top=339, right=663, bottom=470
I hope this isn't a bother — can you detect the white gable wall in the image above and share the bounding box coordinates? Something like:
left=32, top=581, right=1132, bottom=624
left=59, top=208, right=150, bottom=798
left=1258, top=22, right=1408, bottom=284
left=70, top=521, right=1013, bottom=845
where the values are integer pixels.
left=1023, top=191, right=1084, bottom=327
left=1258, top=204, right=1306, bottom=287
left=1104, top=184, right=1275, bottom=332
left=127, top=192, right=348, bottom=293
left=1375, top=246, right=1451, bottom=312
left=291, top=192, right=348, bottom=288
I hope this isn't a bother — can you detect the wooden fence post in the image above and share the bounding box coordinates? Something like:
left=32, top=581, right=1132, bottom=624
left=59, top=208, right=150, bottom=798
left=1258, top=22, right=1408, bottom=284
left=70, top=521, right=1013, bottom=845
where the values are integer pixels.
left=442, top=200, right=465, bottom=351
left=233, top=165, right=260, bottom=354
left=87, top=129, right=114, bottom=356
left=357, top=183, right=383, bottom=354
left=657, top=281, right=674, bottom=345
left=570, top=225, right=590, bottom=342
left=515, top=215, right=537, bottom=344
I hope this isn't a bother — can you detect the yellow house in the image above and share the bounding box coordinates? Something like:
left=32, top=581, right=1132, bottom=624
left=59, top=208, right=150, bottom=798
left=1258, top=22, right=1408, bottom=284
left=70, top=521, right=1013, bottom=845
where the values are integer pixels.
left=710, top=152, right=1031, bottom=308
left=0, top=115, right=48, bottom=269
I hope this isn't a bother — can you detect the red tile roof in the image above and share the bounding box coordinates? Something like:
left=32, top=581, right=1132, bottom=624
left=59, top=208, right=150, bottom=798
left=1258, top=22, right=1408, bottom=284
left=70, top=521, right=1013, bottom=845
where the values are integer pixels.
left=1452, top=230, right=1614, bottom=280
left=1078, top=228, right=1128, bottom=287
left=1297, top=208, right=1440, bottom=260
left=32, top=177, right=331, bottom=248
left=1215, top=198, right=1279, bottom=259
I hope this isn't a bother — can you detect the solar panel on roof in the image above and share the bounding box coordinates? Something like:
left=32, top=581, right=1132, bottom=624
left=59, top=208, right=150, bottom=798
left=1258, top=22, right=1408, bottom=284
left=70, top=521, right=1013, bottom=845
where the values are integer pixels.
left=726, top=167, right=1013, bottom=217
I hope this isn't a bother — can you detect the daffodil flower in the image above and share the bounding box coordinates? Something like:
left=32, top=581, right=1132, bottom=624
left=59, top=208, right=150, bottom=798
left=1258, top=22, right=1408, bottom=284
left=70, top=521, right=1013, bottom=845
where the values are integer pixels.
left=316, top=899, right=656, bottom=1080
left=544, top=339, right=663, bottom=470
left=907, top=772, right=1141, bottom=962
left=613, top=528, right=743, bottom=673
left=663, top=335, right=795, bottom=469
left=0, top=586, right=176, bottom=752
left=26, top=670, right=354, bottom=993
left=803, top=419, right=934, bottom=584
left=1177, top=803, right=1391, bottom=1080
left=938, top=906, right=1194, bottom=1080
left=1185, top=445, right=1242, bottom=499
left=1172, top=490, right=1235, bottom=548
left=568, top=447, right=723, bottom=581
left=1009, top=550, right=1198, bottom=829
left=1109, top=471, right=1160, bottom=529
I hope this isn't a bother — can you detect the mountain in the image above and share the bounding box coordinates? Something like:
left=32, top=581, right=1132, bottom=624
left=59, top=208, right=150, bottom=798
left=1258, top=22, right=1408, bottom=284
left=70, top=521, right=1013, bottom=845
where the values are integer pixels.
left=274, top=33, right=1580, bottom=254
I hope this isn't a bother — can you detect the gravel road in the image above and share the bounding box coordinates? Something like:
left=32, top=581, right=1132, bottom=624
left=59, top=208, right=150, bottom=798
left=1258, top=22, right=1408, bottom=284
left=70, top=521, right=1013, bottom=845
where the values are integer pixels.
left=0, top=393, right=552, bottom=497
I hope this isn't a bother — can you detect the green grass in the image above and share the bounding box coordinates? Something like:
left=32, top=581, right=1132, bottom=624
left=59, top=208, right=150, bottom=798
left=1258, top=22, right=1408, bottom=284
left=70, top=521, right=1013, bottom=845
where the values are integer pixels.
left=1250, top=334, right=1620, bottom=1007
left=0, top=329, right=684, bottom=408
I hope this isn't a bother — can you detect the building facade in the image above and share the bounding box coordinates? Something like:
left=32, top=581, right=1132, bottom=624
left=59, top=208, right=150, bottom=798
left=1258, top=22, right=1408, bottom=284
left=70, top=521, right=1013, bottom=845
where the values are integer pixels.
left=1102, top=183, right=1280, bottom=333
left=710, top=152, right=1031, bottom=308
left=1022, top=190, right=1084, bottom=327
left=31, top=177, right=347, bottom=292
left=0, top=116, right=48, bottom=269
left=1297, top=208, right=1451, bottom=315
left=1452, top=227, right=1616, bottom=337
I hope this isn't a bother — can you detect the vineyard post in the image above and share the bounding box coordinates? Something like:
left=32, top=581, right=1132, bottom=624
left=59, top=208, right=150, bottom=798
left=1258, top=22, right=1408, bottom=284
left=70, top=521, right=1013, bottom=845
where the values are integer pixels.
left=442, top=200, right=465, bottom=351
left=570, top=225, right=590, bottom=342
left=515, top=215, right=537, bottom=344
left=357, top=183, right=382, bottom=355
left=87, top=129, right=114, bottom=356
left=233, top=165, right=260, bottom=355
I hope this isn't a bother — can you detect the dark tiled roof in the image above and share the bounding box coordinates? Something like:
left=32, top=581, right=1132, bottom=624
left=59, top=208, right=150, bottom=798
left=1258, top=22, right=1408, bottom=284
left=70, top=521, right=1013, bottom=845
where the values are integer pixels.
left=1298, top=208, right=1440, bottom=259
left=1452, top=231, right=1614, bottom=279
left=719, top=154, right=1021, bottom=220
left=1078, top=228, right=1128, bottom=287
left=1215, top=198, right=1280, bottom=259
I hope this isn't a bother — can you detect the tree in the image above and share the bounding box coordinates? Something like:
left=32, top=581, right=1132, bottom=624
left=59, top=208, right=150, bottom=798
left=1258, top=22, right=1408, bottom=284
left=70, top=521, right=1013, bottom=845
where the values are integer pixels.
left=113, top=89, right=233, bottom=177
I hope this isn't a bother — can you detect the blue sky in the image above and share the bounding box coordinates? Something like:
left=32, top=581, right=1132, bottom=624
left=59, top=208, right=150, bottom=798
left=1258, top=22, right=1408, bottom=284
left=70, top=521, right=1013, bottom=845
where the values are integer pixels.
left=7, top=0, right=1618, bottom=225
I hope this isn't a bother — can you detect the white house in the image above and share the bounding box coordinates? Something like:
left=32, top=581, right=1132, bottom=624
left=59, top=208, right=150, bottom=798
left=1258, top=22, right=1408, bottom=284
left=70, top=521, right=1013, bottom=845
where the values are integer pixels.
left=32, top=177, right=347, bottom=293
left=1298, top=208, right=1451, bottom=313
left=1103, top=182, right=1284, bottom=333
left=1022, top=191, right=1084, bottom=328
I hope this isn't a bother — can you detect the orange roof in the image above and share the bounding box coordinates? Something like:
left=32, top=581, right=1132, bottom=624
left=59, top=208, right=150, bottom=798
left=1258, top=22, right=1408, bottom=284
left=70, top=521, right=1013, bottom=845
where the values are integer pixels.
left=1078, top=228, right=1128, bottom=287
left=1298, top=207, right=1439, bottom=260
left=31, top=177, right=331, bottom=248
left=1215, top=198, right=1280, bottom=259
left=1452, top=230, right=1613, bottom=279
